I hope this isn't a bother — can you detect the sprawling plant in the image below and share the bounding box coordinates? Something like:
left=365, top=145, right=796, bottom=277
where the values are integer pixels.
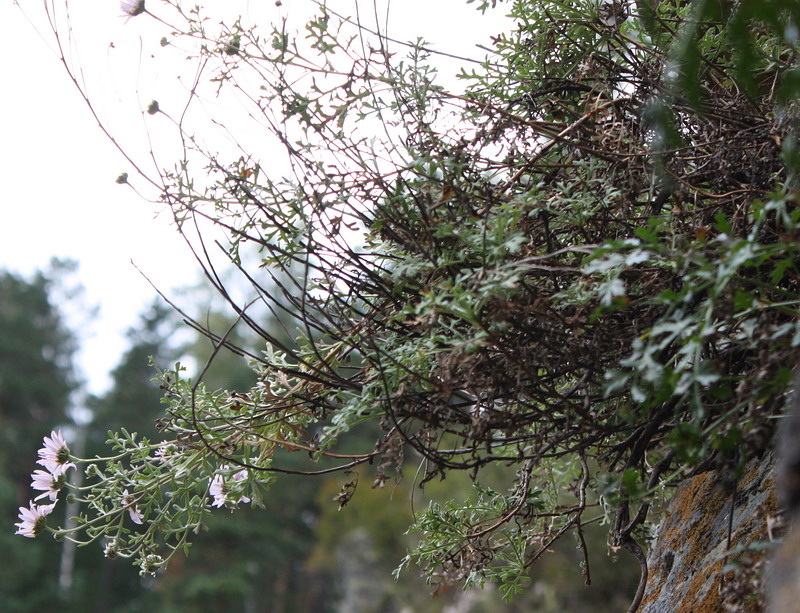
left=18, top=0, right=800, bottom=609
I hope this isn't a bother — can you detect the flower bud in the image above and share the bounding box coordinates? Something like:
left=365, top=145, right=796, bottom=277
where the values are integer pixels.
left=139, top=554, right=164, bottom=576
left=225, top=36, right=240, bottom=55
left=104, top=540, right=118, bottom=559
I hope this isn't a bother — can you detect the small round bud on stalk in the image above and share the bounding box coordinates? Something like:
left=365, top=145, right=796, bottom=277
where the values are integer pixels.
left=225, top=36, right=241, bottom=55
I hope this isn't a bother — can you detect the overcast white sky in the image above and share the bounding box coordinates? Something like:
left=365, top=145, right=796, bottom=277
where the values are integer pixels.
left=0, top=0, right=510, bottom=398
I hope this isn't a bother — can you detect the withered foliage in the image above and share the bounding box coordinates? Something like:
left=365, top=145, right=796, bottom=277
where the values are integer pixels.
left=124, top=0, right=800, bottom=606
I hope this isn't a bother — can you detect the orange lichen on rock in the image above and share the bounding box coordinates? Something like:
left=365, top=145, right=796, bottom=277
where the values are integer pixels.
left=639, top=455, right=776, bottom=612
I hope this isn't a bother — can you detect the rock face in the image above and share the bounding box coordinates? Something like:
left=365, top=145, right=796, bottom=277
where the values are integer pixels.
left=639, top=454, right=777, bottom=613
left=768, top=524, right=800, bottom=613
left=769, top=381, right=800, bottom=613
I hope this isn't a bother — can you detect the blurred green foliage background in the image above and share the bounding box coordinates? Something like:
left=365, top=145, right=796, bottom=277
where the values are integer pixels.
left=0, top=262, right=637, bottom=612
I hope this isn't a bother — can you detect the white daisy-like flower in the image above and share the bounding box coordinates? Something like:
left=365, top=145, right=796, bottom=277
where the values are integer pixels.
left=36, top=430, right=76, bottom=478
left=209, top=466, right=251, bottom=508
left=120, top=0, right=145, bottom=18
left=122, top=489, right=144, bottom=525
left=30, top=469, right=63, bottom=502
left=14, top=502, right=56, bottom=538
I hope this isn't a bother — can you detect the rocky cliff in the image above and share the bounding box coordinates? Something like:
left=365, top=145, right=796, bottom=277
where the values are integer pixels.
left=640, top=454, right=778, bottom=612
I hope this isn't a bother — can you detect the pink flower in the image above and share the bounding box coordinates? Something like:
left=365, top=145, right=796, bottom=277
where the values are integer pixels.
left=122, top=490, right=144, bottom=525
left=209, top=466, right=251, bottom=508
left=120, top=0, right=145, bottom=18
left=36, top=430, right=76, bottom=478
left=14, top=502, right=56, bottom=538
left=31, top=469, right=63, bottom=502
left=154, top=442, right=175, bottom=463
